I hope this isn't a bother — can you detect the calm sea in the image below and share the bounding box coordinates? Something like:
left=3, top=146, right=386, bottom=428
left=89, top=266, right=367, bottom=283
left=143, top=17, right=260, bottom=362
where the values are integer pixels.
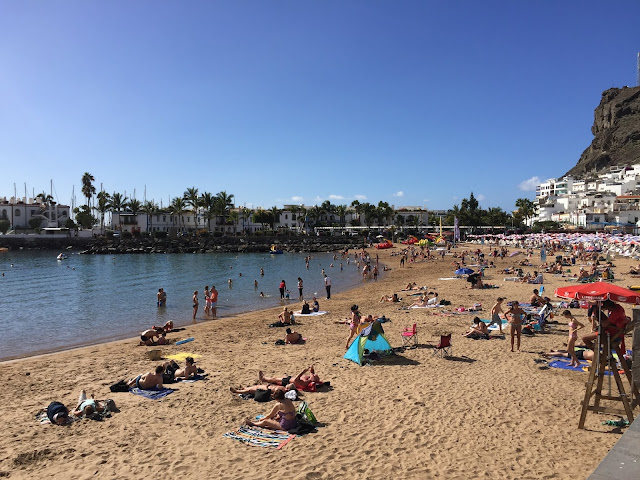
left=0, top=250, right=365, bottom=361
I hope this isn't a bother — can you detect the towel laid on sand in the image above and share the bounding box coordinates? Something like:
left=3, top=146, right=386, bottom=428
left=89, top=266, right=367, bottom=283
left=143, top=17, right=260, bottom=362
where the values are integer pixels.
left=129, top=387, right=175, bottom=400
left=162, top=352, right=203, bottom=362
left=223, top=425, right=296, bottom=449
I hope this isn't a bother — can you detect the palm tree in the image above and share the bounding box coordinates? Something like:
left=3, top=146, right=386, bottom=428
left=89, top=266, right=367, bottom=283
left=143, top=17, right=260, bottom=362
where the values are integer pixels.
left=270, top=206, right=281, bottom=232
left=183, top=187, right=200, bottom=229
left=81, top=173, right=96, bottom=209
left=377, top=201, right=394, bottom=226
left=297, top=206, right=307, bottom=233
left=200, top=192, right=215, bottom=232
left=170, top=197, right=187, bottom=232
left=334, top=205, right=347, bottom=229
left=228, top=210, right=239, bottom=235
left=95, top=191, right=111, bottom=234
left=110, top=192, right=129, bottom=231
left=515, top=198, right=536, bottom=227
left=241, top=207, right=252, bottom=234
left=215, top=191, right=235, bottom=233
left=142, top=200, right=158, bottom=233
left=350, top=200, right=362, bottom=224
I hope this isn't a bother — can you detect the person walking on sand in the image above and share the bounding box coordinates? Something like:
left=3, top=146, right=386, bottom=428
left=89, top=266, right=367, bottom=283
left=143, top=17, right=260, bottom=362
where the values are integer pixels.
left=210, top=286, right=218, bottom=318
left=504, top=301, right=526, bottom=352
left=297, top=277, right=304, bottom=300
left=324, top=273, right=331, bottom=299
left=192, top=290, right=199, bottom=320
left=562, top=310, right=585, bottom=367
left=487, top=297, right=505, bottom=334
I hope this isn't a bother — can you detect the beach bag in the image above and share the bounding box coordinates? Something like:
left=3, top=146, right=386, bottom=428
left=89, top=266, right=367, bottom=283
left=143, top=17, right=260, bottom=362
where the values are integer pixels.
left=109, top=380, right=129, bottom=393
left=254, top=389, right=271, bottom=402
left=296, top=401, right=317, bottom=424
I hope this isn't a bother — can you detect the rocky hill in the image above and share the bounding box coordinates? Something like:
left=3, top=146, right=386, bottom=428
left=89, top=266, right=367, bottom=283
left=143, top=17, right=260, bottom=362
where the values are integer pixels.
left=565, top=86, right=640, bottom=177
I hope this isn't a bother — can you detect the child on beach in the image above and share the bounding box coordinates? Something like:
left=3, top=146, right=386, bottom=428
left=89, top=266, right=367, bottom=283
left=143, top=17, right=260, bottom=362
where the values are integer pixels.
left=487, top=298, right=505, bottom=334
left=504, top=301, right=526, bottom=352
left=563, top=310, right=585, bottom=366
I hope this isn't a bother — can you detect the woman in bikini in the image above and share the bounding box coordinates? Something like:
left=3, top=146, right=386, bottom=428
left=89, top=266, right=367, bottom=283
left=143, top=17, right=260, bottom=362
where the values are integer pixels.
left=192, top=291, right=198, bottom=320
left=562, top=310, right=585, bottom=366
left=504, top=301, right=526, bottom=352
left=346, top=305, right=362, bottom=349
left=245, top=389, right=298, bottom=431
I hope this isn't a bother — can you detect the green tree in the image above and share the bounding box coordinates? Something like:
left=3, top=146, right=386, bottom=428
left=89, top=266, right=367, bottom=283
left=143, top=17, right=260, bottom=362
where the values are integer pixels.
left=334, top=205, right=347, bottom=228
left=81, top=172, right=96, bottom=209
left=200, top=192, right=215, bottom=232
left=169, top=197, right=187, bottom=231
left=95, top=191, right=111, bottom=233
left=377, top=201, right=394, bottom=226
left=142, top=200, right=158, bottom=233
left=110, top=193, right=129, bottom=231
left=0, top=219, right=9, bottom=234
left=270, top=206, right=281, bottom=231
left=74, top=205, right=96, bottom=229
left=215, top=191, right=235, bottom=233
left=515, top=198, right=536, bottom=227
left=183, top=187, right=200, bottom=229
left=29, top=217, right=42, bottom=230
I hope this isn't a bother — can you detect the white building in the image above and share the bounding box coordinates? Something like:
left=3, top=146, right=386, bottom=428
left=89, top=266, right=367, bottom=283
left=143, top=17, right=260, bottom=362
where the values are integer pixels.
left=0, top=196, right=70, bottom=230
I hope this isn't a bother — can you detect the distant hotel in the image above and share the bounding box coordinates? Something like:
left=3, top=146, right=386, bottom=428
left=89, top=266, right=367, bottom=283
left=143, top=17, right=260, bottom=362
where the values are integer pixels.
left=533, top=165, right=640, bottom=230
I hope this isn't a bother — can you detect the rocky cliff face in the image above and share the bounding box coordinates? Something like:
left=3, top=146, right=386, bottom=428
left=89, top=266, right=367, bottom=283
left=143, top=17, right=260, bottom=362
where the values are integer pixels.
left=565, top=86, right=640, bottom=177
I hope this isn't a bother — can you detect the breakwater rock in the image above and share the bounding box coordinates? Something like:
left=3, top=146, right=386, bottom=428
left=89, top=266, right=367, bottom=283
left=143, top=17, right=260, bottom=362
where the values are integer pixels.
left=0, top=234, right=367, bottom=254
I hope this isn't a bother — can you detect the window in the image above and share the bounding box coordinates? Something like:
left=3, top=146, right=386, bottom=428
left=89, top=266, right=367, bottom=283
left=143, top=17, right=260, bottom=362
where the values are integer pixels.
left=285, top=214, right=288, bottom=220
left=163, top=216, right=166, bottom=222
left=31, top=209, right=36, bottom=215
left=14, top=209, right=20, bottom=216
left=292, top=214, right=296, bottom=221
left=1, top=209, right=6, bottom=219
left=61, top=210, right=67, bottom=216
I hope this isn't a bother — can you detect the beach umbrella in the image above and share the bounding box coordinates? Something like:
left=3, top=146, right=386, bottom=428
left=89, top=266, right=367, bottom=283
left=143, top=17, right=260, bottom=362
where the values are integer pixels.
left=554, top=282, right=640, bottom=304
left=455, top=268, right=474, bottom=275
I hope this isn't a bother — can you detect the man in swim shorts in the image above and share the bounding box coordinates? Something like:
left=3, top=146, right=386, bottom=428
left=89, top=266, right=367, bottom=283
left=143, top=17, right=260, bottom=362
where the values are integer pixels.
left=210, top=286, right=218, bottom=318
left=127, top=365, right=165, bottom=390
left=487, top=297, right=505, bottom=334
left=259, top=366, right=323, bottom=391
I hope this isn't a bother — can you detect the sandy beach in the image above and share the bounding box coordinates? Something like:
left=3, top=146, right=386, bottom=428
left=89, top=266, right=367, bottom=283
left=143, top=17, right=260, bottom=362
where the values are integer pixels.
left=0, top=244, right=635, bottom=480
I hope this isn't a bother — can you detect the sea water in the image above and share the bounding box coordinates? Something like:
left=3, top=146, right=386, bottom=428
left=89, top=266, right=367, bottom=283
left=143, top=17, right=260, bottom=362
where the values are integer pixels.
left=0, top=250, right=364, bottom=360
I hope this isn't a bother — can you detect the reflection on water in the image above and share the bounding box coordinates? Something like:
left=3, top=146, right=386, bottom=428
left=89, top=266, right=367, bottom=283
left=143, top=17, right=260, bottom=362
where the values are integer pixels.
left=0, top=251, right=362, bottom=360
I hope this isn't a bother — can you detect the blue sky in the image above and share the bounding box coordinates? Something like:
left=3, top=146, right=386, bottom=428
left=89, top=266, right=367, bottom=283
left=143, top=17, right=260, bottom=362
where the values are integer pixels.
left=1, top=1, right=639, bottom=212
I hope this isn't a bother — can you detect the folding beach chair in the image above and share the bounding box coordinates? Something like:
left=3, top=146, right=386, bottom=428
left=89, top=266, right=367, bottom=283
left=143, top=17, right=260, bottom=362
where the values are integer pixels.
left=401, top=324, right=418, bottom=348
left=433, top=334, right=452, bottom=358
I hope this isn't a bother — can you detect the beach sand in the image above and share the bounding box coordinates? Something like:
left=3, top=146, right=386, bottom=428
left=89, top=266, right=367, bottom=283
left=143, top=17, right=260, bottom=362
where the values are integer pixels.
left=0, top=244, right=635, bottom=479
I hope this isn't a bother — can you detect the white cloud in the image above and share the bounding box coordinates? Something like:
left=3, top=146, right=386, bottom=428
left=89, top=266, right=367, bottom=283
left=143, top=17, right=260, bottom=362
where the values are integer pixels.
left=291, top=196, right=303, bottom=202
left=392, top=191, right=404, bottom=197
left=519, top=176, right=541, bottom=192
left=353, top=194, right=367, bottom=200
left=476, top=194, right=486, bottom=201
left=328, top=194, right=344, bottom=200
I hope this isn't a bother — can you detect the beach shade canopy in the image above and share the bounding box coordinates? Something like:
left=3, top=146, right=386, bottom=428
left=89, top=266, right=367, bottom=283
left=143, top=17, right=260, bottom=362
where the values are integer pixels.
left=554, top=282, right=640, bottom=304
left=508, top=251, right=522, bottom=257
left=455, top=268, right=474, bottom=275
left=344, top=320, right=392, bottom=365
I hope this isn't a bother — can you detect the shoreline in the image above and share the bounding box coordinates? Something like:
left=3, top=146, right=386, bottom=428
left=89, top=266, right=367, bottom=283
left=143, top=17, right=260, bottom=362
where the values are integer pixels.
left=1, top=244, right=631, bottom=479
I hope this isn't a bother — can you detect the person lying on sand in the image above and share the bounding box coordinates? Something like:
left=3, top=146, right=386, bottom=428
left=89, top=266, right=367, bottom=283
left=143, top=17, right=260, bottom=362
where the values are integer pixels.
left=462, top=317, right=489, bottom=339
left=127, top=365, right=165, bottom=390
left=408, top=295, right=428, bottom=307
left=380, top=293, right=400, bottom=303
left=163, top=357, right=198, bottom=382
left=259, top=366, right=324, bottom=391
left=139, top=327, right=164, bottom=346
left=245, top=389, right=298, bottom=431
left=541, top=348, right=632, bottom=365
left=285, top=328, right=304, bottom=344
left=72, top=390, right=106, bottom=417
left=46, top=401, right=71, bottom=425
left=229, top=383, right=293, bottom=396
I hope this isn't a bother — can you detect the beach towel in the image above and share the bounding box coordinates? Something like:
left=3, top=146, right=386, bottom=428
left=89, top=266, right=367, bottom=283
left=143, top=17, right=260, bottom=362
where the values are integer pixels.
left=223, top=424, right=296, bottom=449
left=129, top=387, right=175, bottom=400
left=438, top=277, right=460, bottom=281
left=162, top=352, right=203, bottom=362
left=35, top=410, right=78, bottom=425
left=175, top=337, right=194, bottom=345
left=480, top=319, right=508, bottom=331
left=547, top=358, right=596, bottom=373
left=410, top=304, right=443, bottom=309
left=292, top=311, right=328, bottom=316
left=177, top=374, right=207, bottom=383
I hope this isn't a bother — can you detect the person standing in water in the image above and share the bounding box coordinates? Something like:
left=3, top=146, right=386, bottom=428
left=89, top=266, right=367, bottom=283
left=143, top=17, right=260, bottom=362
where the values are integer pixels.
left=297, top=277, right=304, bottom=300
left=192, top=291, right=199, bottom=320
left=210, top=286, right=218, bottom=318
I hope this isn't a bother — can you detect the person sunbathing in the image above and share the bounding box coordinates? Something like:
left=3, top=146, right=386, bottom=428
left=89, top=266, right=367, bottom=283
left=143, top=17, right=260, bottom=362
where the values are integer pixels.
left=408, top=295, right=428, bottom=307
left=278, top=307, right=293, bottom=325
left=576, top=268, right=590, bottom=281
left=379, top=293, right=400, bottom=303
left=541, top=348, right=595, bottom=361
left=245, top=389, right=298, bottom=431
left=46, top=401, right=71, bottom=425
left=259, top=366, right=324, bottom=391
left=626, top=264, right=640, bottom=275
left=403, top=282, right=418, bottom=290
left=72, top=390, right=106, bottom=417
left=462, top=317, right=489, bottom=339
left=229, top=383, right=293, bottom=396
left=163, top=357, right=198, bottom=382
left=285, top=328, right=304, bottom=344
left=530, top=289, right=544, bottom=307
left=127, top=365, right=165, bottom=390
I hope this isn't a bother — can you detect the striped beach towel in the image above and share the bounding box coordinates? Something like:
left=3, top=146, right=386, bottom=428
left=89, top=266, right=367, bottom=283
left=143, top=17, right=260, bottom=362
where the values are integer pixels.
left=223, top=425, right=296, bottom=449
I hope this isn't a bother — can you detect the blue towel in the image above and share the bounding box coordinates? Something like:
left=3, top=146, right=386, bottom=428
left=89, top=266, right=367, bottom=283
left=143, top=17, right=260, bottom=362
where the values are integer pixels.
left=129, top=387, right=175, bottom=400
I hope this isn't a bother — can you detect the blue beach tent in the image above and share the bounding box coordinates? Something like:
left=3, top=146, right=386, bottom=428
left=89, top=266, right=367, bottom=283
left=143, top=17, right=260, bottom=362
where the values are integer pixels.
left=344, top=321, right=392, bottom=365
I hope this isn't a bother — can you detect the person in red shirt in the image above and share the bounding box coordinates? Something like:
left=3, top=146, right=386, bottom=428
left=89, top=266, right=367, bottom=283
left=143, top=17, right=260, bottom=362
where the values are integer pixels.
left=582, top=300, right=628, bottom=350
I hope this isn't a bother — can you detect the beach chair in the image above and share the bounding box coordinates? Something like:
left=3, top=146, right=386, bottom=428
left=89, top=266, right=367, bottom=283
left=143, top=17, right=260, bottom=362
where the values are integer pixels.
left=433, top=334, right=452, bottom=358
left=401, top=324, right=418, bottom=348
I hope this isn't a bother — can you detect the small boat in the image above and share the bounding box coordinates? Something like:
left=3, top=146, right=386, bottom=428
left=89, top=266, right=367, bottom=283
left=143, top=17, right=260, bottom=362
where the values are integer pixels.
left=270, top=245, right=283, bottom=254
left=57, top=253, right=68, bottom=260
left=0, top=247, right=8, bottom=253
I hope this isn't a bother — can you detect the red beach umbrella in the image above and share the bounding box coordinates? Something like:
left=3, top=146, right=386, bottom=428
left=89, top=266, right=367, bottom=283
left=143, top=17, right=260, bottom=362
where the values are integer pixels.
left=554, top=281, right=640, bottom=304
